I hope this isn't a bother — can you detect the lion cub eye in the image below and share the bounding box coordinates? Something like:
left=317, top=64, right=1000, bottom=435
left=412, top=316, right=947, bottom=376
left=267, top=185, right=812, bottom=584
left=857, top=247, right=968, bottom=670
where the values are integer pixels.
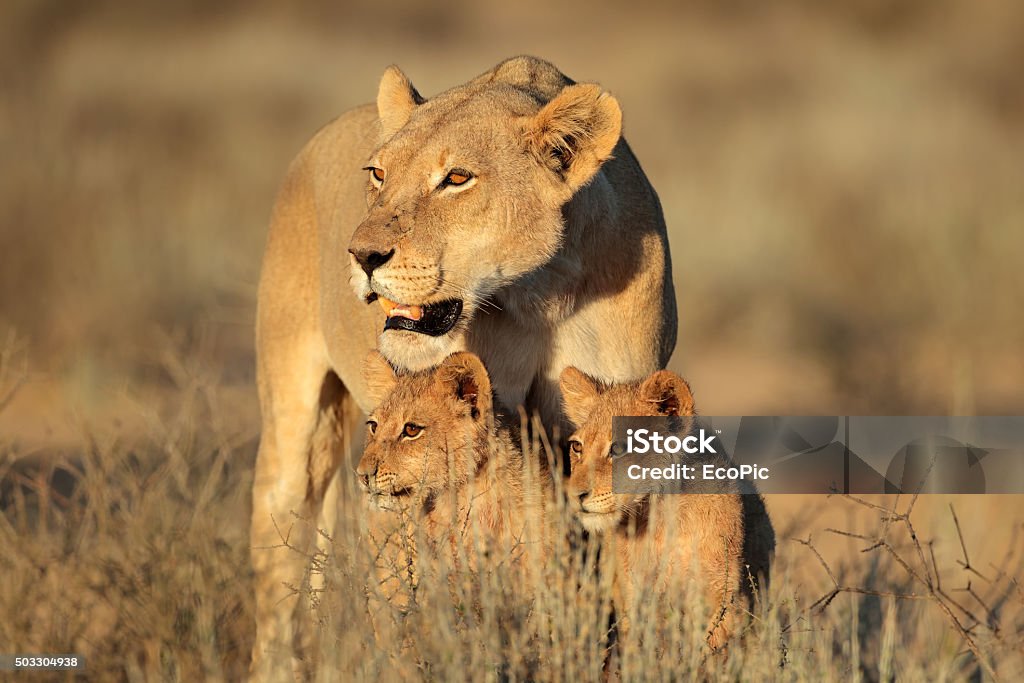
left=366, top=419, right=378, bottom=435
left=402, top=423, right=424, bottom=440
left=441, top=169, right=472, bottom=187
left=568, top=440, right=583, bottom=459
left=609, top=441, right=627, bottom=459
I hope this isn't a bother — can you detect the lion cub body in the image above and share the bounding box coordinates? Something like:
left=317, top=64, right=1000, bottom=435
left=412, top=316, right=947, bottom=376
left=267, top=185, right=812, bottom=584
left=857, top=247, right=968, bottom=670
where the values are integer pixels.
left=561, top=368, right=774, bottom=650
left=357, top=352, right=548, bottom=580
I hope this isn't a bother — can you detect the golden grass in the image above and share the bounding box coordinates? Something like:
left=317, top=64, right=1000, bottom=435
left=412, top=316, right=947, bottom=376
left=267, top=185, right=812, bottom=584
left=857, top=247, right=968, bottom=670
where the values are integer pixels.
left=2, top=346, right=1021, bottom=680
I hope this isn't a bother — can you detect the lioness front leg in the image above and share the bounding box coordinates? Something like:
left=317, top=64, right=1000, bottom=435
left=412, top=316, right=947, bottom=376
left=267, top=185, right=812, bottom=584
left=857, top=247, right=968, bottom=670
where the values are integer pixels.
left=250, top=333, right=337, bottom=680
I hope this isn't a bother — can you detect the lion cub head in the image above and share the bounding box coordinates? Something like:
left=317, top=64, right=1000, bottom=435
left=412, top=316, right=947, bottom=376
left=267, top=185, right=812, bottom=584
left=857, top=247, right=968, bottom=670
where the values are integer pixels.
left=356, top=351, right=495, bottom=511
left=348, top=56, right=623, bottom=371
left=560, top=368, right=696, bottom=533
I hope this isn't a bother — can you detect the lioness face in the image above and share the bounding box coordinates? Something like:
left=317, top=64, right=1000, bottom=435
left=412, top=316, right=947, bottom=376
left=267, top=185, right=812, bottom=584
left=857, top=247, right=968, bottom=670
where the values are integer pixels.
left=560, top=368, right=695, bottom=533
left=355, top=351, right=493, bottom=512
left=349, top=64, right=622, bottom=371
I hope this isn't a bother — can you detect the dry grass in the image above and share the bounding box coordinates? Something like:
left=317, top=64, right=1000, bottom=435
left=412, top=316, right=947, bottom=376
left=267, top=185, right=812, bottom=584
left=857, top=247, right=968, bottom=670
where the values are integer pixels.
left=1, top=347, right=1021, bottom=680
left=0, top=336, right=256, bottom=680
left=2, top=1, right=1024, bottom=680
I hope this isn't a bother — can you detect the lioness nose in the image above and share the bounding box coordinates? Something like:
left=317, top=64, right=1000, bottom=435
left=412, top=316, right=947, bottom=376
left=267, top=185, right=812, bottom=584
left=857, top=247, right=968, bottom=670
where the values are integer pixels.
left=349, top=248, right=395, bottom=278
left=575, top=490, right=590, bottom=505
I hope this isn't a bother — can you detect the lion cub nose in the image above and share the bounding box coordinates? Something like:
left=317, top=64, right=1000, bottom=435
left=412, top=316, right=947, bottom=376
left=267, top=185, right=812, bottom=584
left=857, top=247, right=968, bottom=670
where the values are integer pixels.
left=349, top=247, right=395, bottom=277
left=355, top=461, right=377, bottom=490
left=574, top=489, right=590, bottom=508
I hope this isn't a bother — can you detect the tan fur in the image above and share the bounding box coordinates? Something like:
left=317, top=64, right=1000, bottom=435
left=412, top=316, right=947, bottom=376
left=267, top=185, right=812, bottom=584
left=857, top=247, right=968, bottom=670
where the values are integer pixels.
left=356, top=352, right=547, bottom=588
left=250, top=55, right=676, bottom=676
left=561, top=368, right=774, bottom=651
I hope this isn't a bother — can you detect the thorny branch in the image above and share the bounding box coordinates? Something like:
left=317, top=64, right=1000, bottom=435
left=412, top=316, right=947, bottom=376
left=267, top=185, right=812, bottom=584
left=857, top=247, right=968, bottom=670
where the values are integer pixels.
left=795, top=491, right=1020, bottom=681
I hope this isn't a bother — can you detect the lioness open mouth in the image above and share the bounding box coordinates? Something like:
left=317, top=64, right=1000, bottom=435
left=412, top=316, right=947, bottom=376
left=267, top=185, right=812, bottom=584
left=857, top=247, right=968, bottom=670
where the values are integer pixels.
left=375, top=296, right=464, bottom=336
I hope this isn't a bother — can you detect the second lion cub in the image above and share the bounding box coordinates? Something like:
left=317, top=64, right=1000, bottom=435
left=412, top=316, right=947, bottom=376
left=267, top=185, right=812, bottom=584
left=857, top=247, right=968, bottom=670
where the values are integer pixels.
left=560, top=367, right=774, bottom=650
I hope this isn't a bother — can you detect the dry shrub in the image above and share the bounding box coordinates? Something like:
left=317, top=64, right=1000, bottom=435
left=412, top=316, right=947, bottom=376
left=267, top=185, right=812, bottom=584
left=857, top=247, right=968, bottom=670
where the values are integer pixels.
left=295, top=425, right=1024, bottom=681
left=0, top=339, right=256, bottom=681
left=0, top=342, right=1022, bottom=680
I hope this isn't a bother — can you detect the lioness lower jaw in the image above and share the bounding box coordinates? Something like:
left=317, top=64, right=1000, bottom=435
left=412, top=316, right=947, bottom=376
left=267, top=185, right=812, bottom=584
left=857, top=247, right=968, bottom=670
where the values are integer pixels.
left=376, top=327, right=468, bottom=373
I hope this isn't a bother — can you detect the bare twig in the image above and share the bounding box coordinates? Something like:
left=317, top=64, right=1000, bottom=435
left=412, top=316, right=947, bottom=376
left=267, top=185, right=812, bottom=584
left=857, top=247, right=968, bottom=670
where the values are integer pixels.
left=950, top=503, right=991, bottom=582
left=797, top=494, right=1008, bottom=681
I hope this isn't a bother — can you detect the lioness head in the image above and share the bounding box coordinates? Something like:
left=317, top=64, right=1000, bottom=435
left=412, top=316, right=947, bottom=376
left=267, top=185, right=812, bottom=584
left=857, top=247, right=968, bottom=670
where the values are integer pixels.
left=560, top=367, right=696, bottom=533
left=355, top=350, right=495, bottom=511
left=349, top=56, right=622, bottom=370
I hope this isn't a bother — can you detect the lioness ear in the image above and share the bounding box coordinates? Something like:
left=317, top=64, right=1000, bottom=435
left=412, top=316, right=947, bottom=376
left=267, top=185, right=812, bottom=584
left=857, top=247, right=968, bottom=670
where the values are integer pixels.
left=560, top=366, right=602, bottom=427
left=377, top=65, right=425, bottom=139
left=527, top=84, right=622, bottom=192
left=638, top=370, right=695, bottom=417
left=363, top=351, right=398, bottom=407
left=438, top=352, right=493, bottom=420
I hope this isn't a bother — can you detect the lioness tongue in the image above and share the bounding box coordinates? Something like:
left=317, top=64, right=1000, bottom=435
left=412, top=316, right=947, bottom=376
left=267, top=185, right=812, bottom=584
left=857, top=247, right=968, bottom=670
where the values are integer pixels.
left=377, top=297, right=423, bottom=321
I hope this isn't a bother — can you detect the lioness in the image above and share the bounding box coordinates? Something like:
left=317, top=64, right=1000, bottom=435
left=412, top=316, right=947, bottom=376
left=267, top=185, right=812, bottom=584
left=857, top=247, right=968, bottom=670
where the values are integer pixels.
left=356, top=351, right=547, bottom=587
left=251, top=55, right=676, bottom=674
left=560, top=367, right=774, bottom=650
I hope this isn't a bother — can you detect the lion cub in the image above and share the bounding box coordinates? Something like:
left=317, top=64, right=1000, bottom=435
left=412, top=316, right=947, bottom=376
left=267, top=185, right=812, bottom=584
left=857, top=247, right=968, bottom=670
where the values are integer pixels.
left=560, top=367, right=774, bottom=650
left=357, top=351, right=547, bottom=578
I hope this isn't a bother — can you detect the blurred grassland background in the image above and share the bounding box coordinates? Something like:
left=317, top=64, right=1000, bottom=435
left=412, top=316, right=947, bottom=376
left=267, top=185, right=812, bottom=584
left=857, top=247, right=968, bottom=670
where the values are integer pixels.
left=1, top=0, right=1023, bottom=679
left=2, top=0, right=1023, bottom=421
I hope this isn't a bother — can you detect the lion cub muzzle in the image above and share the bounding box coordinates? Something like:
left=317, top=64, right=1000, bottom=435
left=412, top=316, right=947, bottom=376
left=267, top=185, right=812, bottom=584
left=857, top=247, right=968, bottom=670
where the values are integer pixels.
left=356, top=457, right=414, bottom=511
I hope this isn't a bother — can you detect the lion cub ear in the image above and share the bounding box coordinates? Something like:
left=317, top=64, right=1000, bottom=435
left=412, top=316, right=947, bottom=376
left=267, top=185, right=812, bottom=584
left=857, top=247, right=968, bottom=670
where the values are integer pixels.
left=527, top=84, right=622, bottom=193
left=377, top=65, right=425, bottom=139
left=560, top=367, right=602, bottom=427
left=363, top=351, right=398, bottom=407
left=638, top=370, right=695, bottom=417
left=437, top=352, right=493, bottom=420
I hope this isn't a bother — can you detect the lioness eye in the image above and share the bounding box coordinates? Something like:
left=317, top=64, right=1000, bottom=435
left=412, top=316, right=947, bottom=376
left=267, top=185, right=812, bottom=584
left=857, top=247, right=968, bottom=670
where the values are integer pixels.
left=366, top=420, right=378, bottom=435
left=364, top=166, right=385, bottom=183
left=402, top=423, right=423, bottom=439
left=569, top=440, right=583, bottom=457
left=609, top=441, right=626, bottom=458
left=442, top=169, right=472, bottom=187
